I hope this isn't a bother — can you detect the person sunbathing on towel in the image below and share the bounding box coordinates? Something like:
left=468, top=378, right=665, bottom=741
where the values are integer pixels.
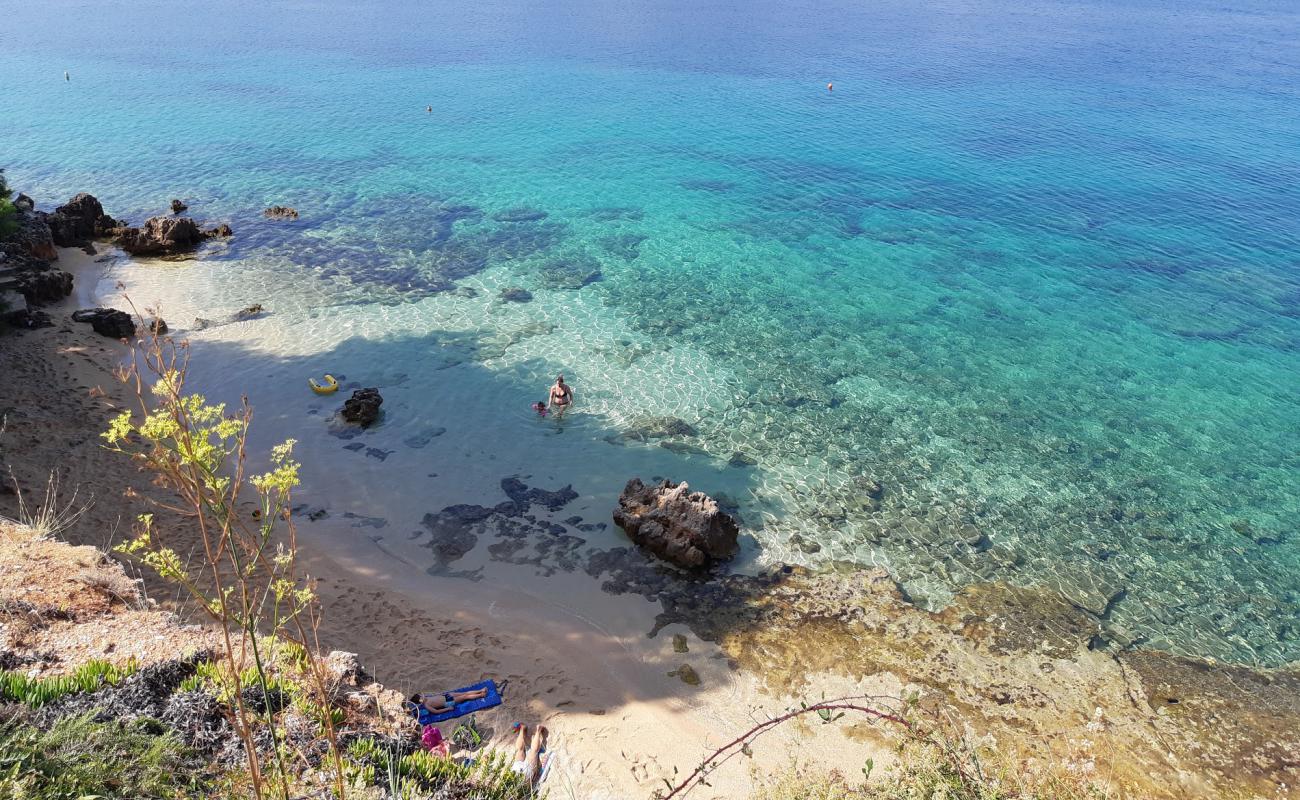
left=510, top=723, right=548, bottom=785
left=410, top=686, right=488, bottom=713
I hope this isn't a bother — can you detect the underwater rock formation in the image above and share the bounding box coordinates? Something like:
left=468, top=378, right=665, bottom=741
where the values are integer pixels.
left=612, top=478, right=739, bottom=569
left=263, top=205, right=299, bottom=220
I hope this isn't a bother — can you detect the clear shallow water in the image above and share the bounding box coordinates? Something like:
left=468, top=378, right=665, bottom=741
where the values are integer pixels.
left=3, top=0, right=1298, bottom=665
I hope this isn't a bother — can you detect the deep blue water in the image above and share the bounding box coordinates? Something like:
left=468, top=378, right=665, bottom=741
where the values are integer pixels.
left=3, top=0, right=1298, bottom=665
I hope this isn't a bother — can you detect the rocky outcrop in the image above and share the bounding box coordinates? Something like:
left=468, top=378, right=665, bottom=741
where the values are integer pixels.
left=46, top=193, right=121, bottom=246
left=13, top=265, right=74, bottom=305
left=114, top=216, right=230, bottom=256
left=10, top=206, right=57, bottom=261
left=72, top=307, right=135, bottom=339
left=612, top=478, right=739, bottom=569
left=263, top=206, right=298, bottom=220
left=115, top=216, right=202, bottom=255
left=341, top=388, right=383, bottom=426
left=170, top=199, right=188, bottom=214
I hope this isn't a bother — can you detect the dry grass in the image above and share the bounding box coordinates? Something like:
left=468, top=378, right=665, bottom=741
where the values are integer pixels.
left=0, top=520, right=220, bottom=676
left=4, top=469, right=93, bottom=542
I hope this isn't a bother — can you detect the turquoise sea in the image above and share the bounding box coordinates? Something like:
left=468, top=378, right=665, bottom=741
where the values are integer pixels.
left=3, top=0, right=1298, bottom=666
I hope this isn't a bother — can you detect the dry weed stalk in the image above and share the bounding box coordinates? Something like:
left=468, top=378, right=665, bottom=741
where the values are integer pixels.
left=102, top=303, right=346, bottom=800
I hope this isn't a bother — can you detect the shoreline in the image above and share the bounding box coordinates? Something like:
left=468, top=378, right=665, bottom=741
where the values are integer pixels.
left=2, top=245, right=1299, bottom=798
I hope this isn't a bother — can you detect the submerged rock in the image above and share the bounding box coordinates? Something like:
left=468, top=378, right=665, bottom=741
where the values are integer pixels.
left=611, top=416, right=698, bottom=444
left=341, top=387, right=383, bottom=426
left=500, top=287, right=533, bottom=303
left=669, top=664, right=701, bottom=686
left=612, top=478, right=740, bottom=569
left=263, top=205, right=299, bottom=220
left=72, top=307, right=135, bottom=339
left=492, top=207, right=547, bottom=223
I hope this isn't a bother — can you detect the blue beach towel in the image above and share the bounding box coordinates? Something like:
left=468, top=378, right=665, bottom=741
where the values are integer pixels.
left=406, top=679, right=503, bottom=726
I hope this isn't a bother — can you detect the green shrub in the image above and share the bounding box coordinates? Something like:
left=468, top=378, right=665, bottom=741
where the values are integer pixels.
left=0, top=712, right=207, bottom=799
left=0, top=168, right=16, bottom=240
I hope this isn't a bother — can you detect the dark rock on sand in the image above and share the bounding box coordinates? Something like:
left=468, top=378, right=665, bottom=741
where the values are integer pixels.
left=170, top=199, right=188, bottom=214
left=15, top=267, right=74, bottom=305
left=264, top=206, right=299, bottom=220
left=72, top=307, right=135, bottom=339
left=500, top=287, right=533, bottom=303
left=613, top=478, right=740, bottom=569
left=341, top=388, right=383, bottom=426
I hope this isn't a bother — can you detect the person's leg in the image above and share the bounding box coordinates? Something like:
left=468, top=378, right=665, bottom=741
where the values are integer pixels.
left=450, top=688, right=488, bottom=702
left=513, top=724, right=529, bottom=765
left=524, top=726, right=548, bottom=782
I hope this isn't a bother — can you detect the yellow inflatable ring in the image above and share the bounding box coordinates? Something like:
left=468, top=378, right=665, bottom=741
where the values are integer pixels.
left=308, top=374, right=339, bottom=395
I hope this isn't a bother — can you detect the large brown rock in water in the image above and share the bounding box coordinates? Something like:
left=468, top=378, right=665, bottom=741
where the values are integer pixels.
left=116, top=216, right=206, bottom=255
left=613, top=478, right=739, bottom=569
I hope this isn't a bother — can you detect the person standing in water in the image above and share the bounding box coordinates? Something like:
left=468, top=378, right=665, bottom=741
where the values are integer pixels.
left=548, top=375, right=574, bottom=418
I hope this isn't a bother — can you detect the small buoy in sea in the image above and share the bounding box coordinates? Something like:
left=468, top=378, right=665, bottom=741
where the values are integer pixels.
left=426, top=105, right=432, bottom=113
left=827, top=82, right=833, bottom=92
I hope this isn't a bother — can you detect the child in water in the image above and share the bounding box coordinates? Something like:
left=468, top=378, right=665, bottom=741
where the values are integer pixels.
left=531, top=401, right=548, bottom=417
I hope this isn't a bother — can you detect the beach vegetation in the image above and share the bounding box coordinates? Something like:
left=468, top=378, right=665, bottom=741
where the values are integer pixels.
left=0, top=168, right=16, bottom=239
left=0, top=657, right=138, bottom=707
left=0, top=711, right=208, bottom=799
left=5, top=468, right=93, bottom=541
